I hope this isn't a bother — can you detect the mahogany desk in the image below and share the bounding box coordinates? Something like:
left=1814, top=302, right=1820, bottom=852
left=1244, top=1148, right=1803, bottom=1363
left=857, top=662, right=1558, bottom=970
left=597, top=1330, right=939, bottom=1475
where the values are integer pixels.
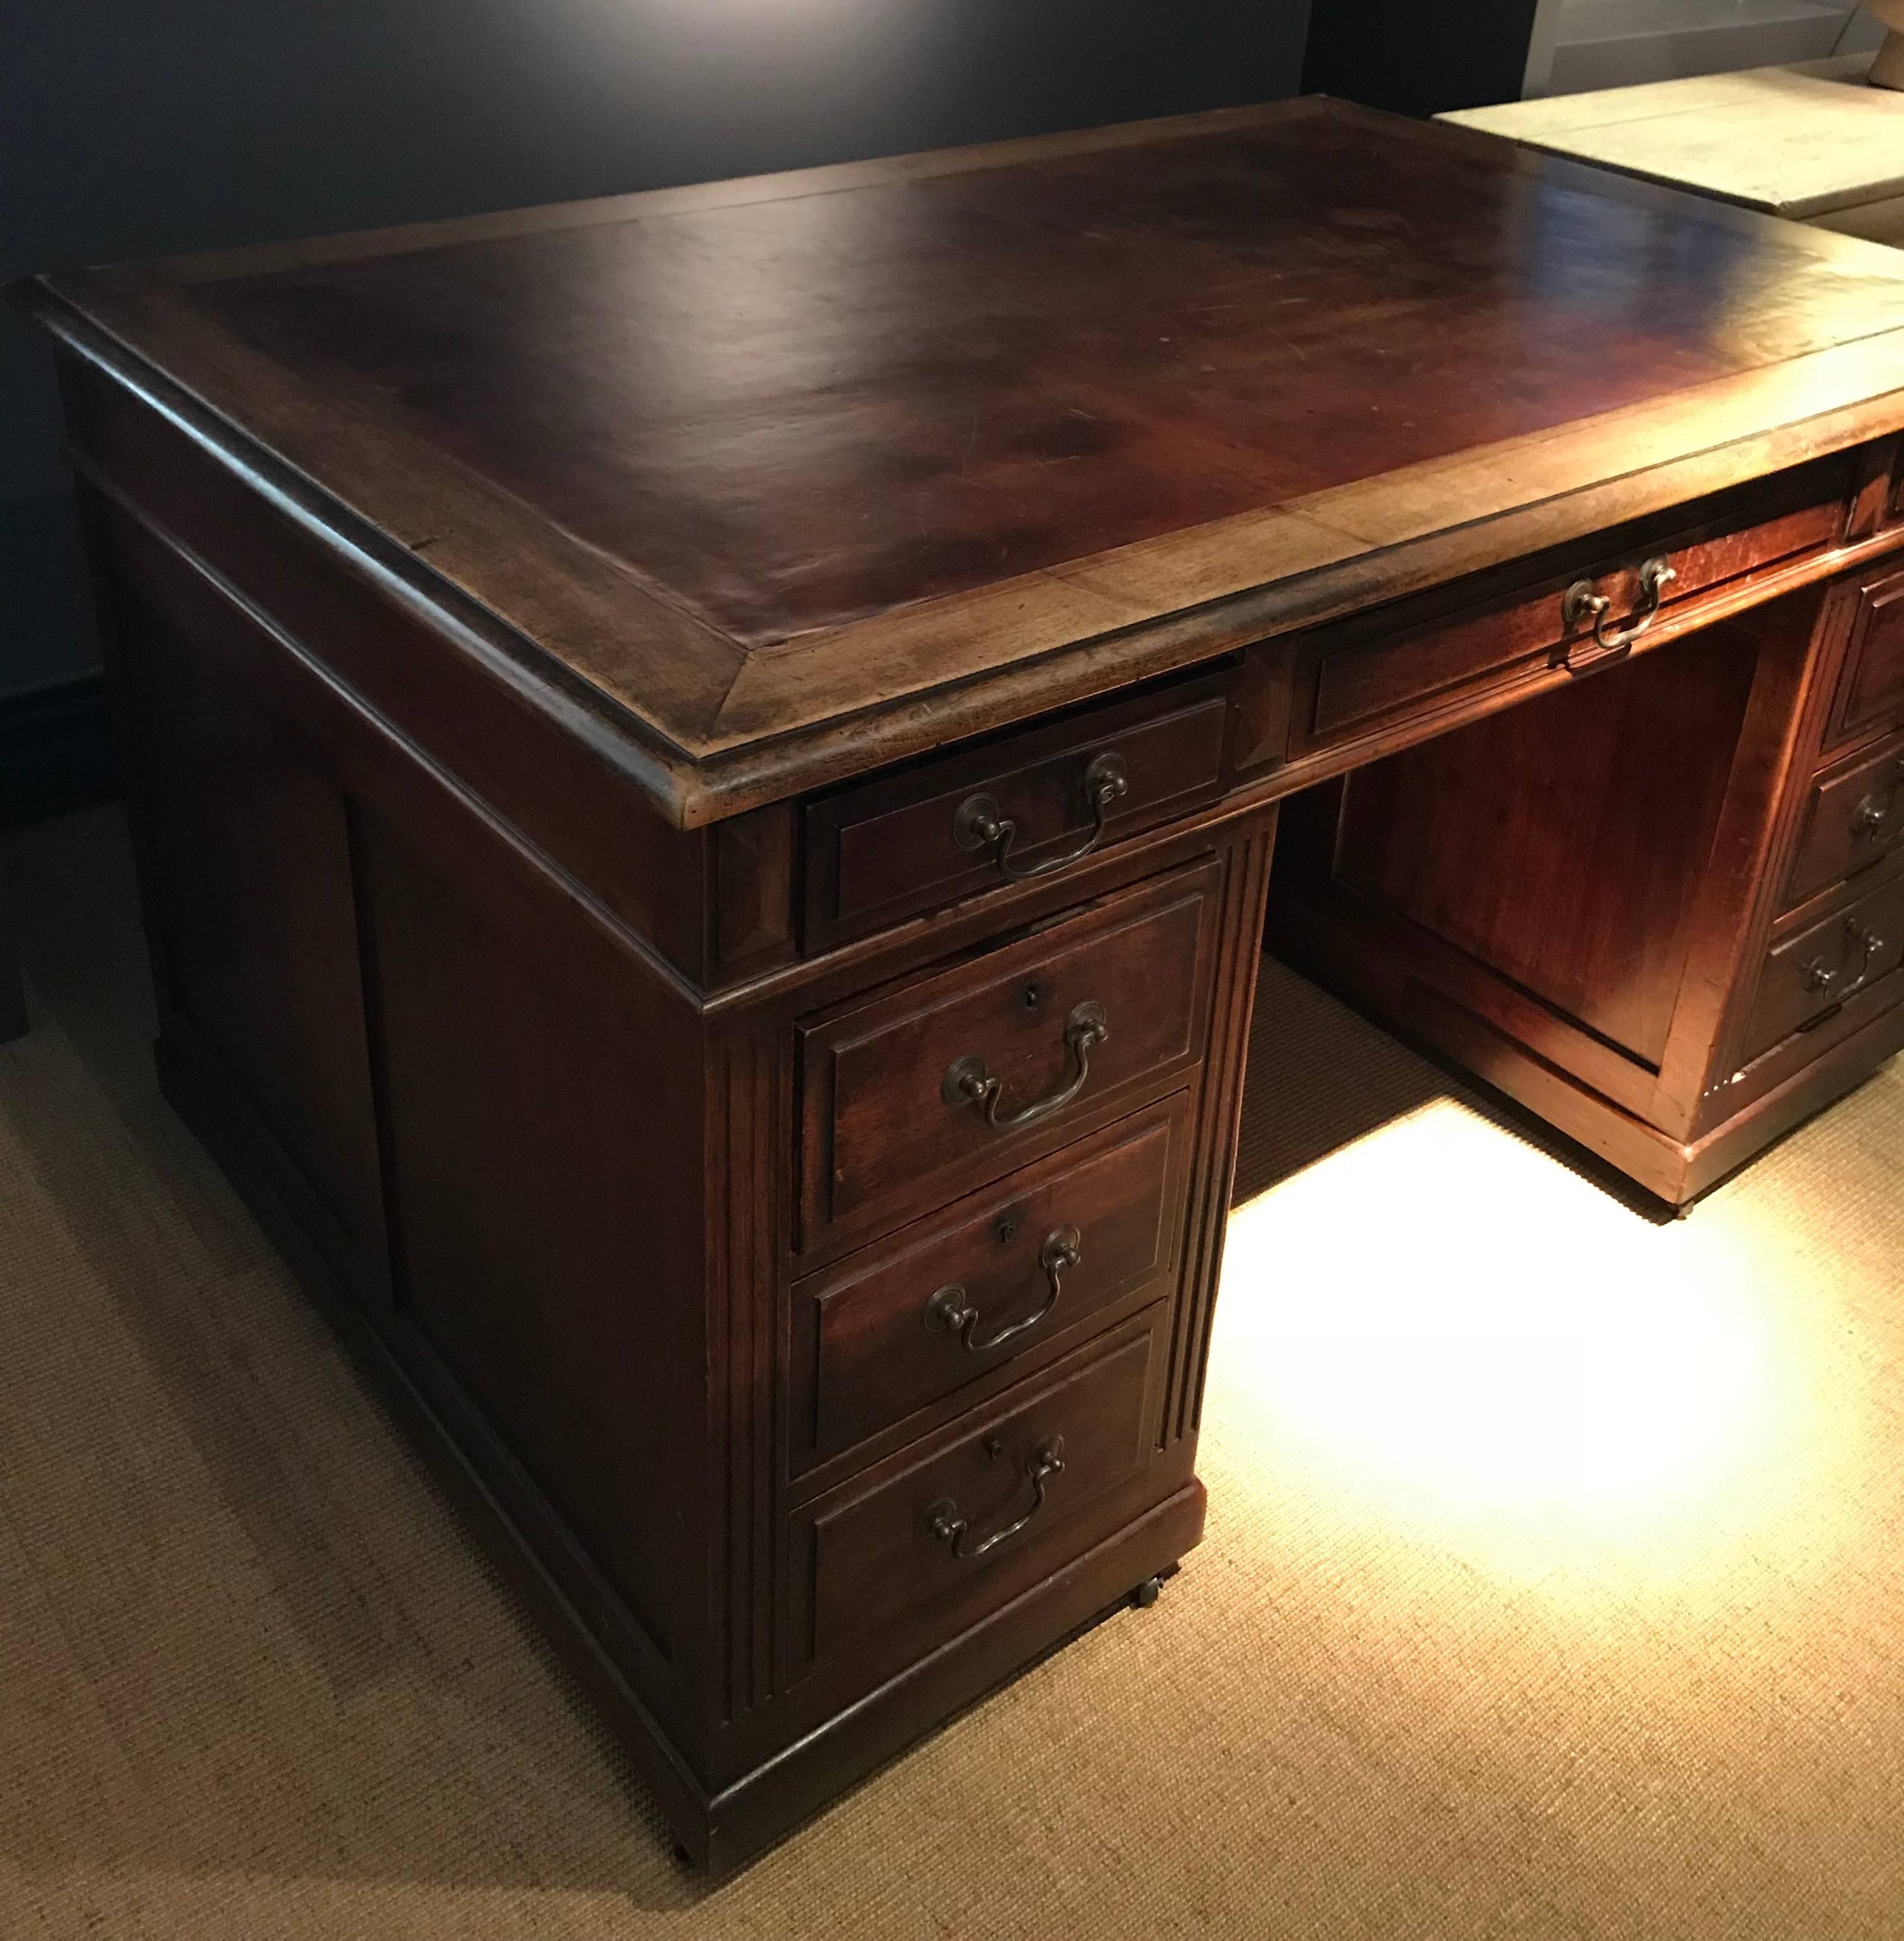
left=18, top=99, right=1904, bottom=1872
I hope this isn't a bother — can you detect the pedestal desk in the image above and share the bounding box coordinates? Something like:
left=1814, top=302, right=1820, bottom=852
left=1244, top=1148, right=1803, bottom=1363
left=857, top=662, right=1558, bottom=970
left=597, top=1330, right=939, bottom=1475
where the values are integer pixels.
left=18, top=99, right=1904, bottom=1872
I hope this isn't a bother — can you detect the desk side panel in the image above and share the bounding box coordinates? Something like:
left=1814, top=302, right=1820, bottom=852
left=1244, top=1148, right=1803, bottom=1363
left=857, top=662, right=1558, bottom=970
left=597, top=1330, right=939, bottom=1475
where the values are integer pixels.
left=55, top=349, right=715, bottom=980
left=74, top=467, right=725, bottom=1787
left=1330, top=623, right=1763, bottom=1073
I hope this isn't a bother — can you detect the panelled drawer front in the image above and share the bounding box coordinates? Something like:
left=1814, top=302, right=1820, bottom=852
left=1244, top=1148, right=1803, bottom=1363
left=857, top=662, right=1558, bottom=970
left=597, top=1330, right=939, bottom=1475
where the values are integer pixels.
left=1827, top=563, right=1904, bottom=751
left=796, top=855, right=1221, bottom=1253
left=1783, top=729, right=1904, bottom=912
left=802, top=672, right=1232, bottom=949
left=1295, top=460, right=1849, bottom=753
left=1744, top=868, right=1904, bottom=1062
left=786, top=1310, right=1164, bottom=1680
left=791, top=1092, right=1191, bottom=1472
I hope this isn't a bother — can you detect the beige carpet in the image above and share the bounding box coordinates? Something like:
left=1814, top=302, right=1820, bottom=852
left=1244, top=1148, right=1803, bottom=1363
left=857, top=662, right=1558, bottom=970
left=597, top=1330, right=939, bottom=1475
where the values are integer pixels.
left=3, top=805, right=1901, bottom=1940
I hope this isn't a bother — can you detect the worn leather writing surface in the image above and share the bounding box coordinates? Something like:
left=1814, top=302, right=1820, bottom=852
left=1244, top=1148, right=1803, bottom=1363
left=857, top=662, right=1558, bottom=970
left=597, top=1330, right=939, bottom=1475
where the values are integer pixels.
left=179, top=110, right=1902, bottom=644
left=28, top=99, right=1904, bottom=815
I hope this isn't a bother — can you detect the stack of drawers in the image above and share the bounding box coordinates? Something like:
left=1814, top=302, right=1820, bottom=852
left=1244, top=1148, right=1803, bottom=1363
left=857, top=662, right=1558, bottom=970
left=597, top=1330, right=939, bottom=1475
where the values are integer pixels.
left=776, top=669, right=1259, bottom=1702
left=1746, top=560, right=1904, bottom=1061
left=759, top=521, right=1904, bottom=1711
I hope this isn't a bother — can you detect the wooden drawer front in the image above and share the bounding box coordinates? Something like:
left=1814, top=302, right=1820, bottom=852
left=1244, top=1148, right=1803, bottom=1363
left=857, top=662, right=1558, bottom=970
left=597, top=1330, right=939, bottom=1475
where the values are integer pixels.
left=1296, top=463, right=1847, bottom=752
left=1743, top=869, right=1904, bottom=1062
left=789, top=1313, right=1163, bottom=1678
left=797, top=856, right=1220, bottom=1252
left=791, top=1093, right=1190, bottom=1471
left=802, top=673, right=1231, bottom=949
left=1827, top=565, right=1904, bottom=750
left=1783, top=731, right=1904, bottom=912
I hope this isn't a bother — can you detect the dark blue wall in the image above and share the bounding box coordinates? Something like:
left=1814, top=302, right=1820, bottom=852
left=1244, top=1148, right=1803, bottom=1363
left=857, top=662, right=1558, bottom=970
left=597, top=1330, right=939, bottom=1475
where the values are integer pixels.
left=1, top=1, right=1313, bottom=696
left=1303, top=0, right=1538, bottom=115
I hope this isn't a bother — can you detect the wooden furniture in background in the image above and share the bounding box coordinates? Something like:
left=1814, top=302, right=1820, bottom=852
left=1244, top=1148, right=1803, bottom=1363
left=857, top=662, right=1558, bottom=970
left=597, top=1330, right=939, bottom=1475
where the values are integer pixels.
left=16, top=99, right=1904, bottom=1872
left=1443, top=55, right=1904, bottom=246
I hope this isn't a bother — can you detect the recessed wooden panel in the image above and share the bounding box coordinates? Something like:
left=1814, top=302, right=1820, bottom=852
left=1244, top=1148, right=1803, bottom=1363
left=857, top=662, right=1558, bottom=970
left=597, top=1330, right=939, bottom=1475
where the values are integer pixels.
left=1828, top=563, right=1904, bottom=750
left=1783, top=729, right=1904, bottom=912
left=790, top=1313, right=1164, bottom=1680
left=1743, top=864, right=1904, bottom=1062
left=713, top=803, right=797, bottom=979
left=1334, top=625, right=1760, bottom=1068
left=106, top=575, right=388, bottom=1299
left=353, top=806, right=698, bottom=1662
left=796, top=856, right=1221, bottom=1252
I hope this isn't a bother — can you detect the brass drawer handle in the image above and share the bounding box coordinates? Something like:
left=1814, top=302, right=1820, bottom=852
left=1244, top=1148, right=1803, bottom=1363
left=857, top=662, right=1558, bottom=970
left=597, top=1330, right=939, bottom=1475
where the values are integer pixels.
left=925, top=1225, right=1082, bottom=1354
left=942, top=1002, right=1108, bottom=1131
left=1561, top=555, right=1677, bottom=667
left=953, top=753, right=1129, bottom=882
left=1851, top=758, right=1904, bottom=844
left=1801, top=915, right=1885, bottom=1001
left=926, top=1437, right=1066, bottom=1562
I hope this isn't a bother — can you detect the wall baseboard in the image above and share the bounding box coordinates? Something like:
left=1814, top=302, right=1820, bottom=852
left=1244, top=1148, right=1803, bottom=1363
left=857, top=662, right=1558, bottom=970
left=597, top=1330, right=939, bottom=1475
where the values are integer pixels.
left=0, top=671, right=119, bottom=829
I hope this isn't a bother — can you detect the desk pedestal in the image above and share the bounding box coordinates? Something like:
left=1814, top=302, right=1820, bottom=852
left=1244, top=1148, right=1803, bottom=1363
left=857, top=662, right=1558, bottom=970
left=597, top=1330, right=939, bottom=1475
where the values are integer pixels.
left=1270, top=571, right=1904, bottom=1204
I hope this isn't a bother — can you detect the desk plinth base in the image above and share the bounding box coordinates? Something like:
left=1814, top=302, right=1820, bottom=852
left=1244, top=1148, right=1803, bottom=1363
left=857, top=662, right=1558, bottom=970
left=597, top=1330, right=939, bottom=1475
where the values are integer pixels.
left=1264, top=910, right=1904, bottom=1208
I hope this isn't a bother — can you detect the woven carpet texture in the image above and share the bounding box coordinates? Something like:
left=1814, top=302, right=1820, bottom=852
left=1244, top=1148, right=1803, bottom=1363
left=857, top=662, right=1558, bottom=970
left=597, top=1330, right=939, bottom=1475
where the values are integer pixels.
left=2, top=806, right=1900, bottom=1939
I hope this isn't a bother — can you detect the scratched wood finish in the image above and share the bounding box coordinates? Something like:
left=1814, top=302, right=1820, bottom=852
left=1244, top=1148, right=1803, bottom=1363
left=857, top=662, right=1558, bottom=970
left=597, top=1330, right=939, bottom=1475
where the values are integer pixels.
left=154, top=125, right=1847, bottom=647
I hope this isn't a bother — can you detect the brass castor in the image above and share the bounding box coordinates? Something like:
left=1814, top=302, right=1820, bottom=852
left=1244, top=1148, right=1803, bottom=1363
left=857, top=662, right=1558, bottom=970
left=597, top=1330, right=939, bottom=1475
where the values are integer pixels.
left=1131, top=1574, right=1164, bottom=1609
